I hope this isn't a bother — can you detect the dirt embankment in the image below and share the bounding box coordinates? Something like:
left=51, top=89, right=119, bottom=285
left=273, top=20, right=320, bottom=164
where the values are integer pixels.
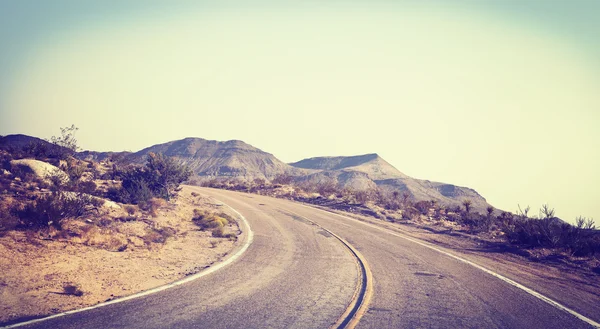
left=0, top=187, right=240, bottom=325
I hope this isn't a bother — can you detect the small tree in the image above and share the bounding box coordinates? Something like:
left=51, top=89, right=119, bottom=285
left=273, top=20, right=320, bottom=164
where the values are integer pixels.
left=539, top=204, right=555, bottom=219
left=462, top=199, right=472, bottom=213
left=49, top=124, right=80, bottom=159
left=516, top=204, right=530, bottom=219
left=575, top=216, right=596, bottom=230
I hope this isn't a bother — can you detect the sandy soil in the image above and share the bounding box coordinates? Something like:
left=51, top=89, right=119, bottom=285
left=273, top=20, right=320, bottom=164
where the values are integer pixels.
left=0, top=187, right=240, bottom=325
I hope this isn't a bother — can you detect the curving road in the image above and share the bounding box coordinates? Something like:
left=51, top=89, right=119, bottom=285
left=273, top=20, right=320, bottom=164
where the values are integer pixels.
left=11, top=187, right=600, bottom=329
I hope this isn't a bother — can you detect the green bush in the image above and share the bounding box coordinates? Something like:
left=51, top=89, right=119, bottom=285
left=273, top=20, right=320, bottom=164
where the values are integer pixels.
left=117, top=168, right=154, bottom=204
left=107, top=153, right=191, bottom=204
left=193, top=212, right=229, bottom=230
left=144, top=152, right=192, bottom=200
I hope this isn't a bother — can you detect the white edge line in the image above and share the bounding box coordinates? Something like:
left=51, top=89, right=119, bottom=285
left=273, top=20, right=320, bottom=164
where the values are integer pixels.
left=300, top=204, right=600, bottom=329
left=2, top=200, right=254, bottom=329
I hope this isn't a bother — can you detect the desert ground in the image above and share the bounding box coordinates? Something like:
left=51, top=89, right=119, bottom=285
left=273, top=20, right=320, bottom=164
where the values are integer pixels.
left=0, top=187, right=240, bottom=325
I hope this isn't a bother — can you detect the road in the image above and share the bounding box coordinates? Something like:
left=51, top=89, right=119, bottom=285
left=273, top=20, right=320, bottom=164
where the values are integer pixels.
left=13, top=187, right=600, bottom=329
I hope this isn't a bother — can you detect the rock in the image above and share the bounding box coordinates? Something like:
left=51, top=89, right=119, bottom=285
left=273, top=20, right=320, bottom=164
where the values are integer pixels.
left=10, top=159, right=69, bottom=184
left=59, top=191, right=119, bottom=209
left=103, top=200, right=121, bottom=209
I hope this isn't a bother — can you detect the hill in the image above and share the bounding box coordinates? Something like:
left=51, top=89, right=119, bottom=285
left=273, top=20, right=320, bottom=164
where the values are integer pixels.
left=124, top=137, right=310, bottom=180
left=0, top=134, right=54, bottom=151
left=289, top=154, right=491, bottom=212
left=290, top=154, right=408, bottom=180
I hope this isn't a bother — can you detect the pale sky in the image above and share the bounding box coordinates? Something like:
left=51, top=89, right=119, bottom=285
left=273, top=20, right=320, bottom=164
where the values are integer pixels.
left=1, top=1, right=599, bottom=223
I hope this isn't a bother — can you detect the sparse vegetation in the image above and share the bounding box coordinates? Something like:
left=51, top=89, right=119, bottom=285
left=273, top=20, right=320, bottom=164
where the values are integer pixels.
left=62, top=284, right=84, bottom=297
left=109, top=152, right=191, bottom=204
left=192, top=209, right=237, bottom=239
left=203, top=177, right=600, bottom=259
left=0, top=134, right=243, bottom=325
left=14, top=191, right=102, bottom=230
left=123, top=204, right=137, bottom=215
left=50, top=125, right=80, bottom=159
left=462, top=199, right=472, bottom=213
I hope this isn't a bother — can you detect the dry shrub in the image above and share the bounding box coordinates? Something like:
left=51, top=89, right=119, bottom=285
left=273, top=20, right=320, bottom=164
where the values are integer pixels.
left=401, top=206, right=419, bottom=220
left=24, top=229, right=44, bottom=246
left=193, top=212, right=228, bottom=230
left=75, top=180, right=97, bottom=194
left=0, top=196, right=19, bottom=231
left=79, top=225, right=127, bottom=251
left=142, top=230, right=163, bottom=245
left=216, top=212, right=234, bottom=223
left=63, top=284, right=84, bottom=297
left=211, top=226, right=236, bottom=239
left=211, top=226, right=226, bottom=237
left=105, top=236, right=128, bottom=252
left=97, top=216, right=113, bottom=227
left=140, top=198, right=166, bottom=217
left=123, top=204, right=137, bottom=215
left=81, top=225, right=101, bottom=244
left=142, top=227, right=176, bottom=245
left=15, top=191, right=99, bottom=229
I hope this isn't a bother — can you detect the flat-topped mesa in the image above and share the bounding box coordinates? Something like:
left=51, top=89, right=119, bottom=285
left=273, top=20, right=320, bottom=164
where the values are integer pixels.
left=289, top=153, right=408, bottom=180
left=131, top=137, right=260, bottom=158
left=290, top=153, right=490, bottom=212
left=124, top=137, right=306, bottom=181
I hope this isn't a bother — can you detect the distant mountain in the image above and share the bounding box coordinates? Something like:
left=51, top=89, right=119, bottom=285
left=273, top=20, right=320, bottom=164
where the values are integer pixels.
left=0, top=134, right=71, bottom=157
left=2, top=133, right=493, bottom=212
left=124, top=137, right=310, bottom=180
left=289, top=154, right=491, bottom=212
left=290, top=154, right=408, bottom=180
left=0, top=134, right=53, bottom=151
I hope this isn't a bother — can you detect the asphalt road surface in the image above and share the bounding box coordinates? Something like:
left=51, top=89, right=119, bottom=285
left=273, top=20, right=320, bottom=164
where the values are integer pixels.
left=12, top=187, right=600, bottom=329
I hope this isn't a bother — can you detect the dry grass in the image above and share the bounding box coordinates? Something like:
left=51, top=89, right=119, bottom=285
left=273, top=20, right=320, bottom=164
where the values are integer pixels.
left=192, top=209, right=238, bottom=239
left=123, top=204, right=137, bottom=215
left=141, top=198, right=167, bottom=217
